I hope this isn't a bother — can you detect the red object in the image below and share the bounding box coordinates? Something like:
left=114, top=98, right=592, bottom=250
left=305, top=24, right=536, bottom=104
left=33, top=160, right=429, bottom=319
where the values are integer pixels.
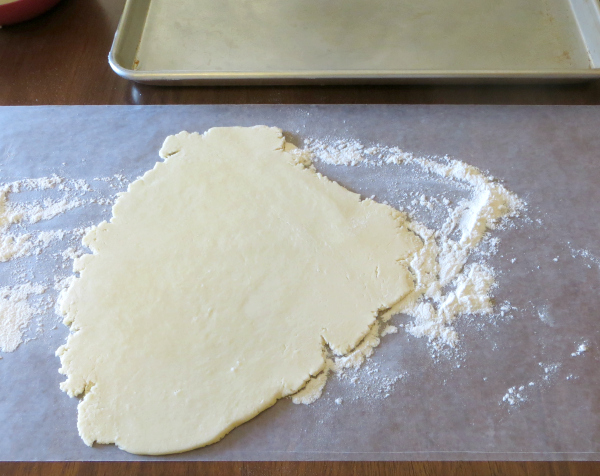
left=0, top=0, right=62, bottom=26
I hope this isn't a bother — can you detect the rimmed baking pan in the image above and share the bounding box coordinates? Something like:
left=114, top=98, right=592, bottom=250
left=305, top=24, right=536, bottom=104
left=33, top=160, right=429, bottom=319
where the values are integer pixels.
left=109, top=0, right=600, bottom=85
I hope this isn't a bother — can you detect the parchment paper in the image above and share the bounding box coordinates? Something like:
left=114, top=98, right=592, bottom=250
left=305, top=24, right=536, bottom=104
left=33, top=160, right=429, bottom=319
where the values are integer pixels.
left=0, top=105, right=599, bottom=461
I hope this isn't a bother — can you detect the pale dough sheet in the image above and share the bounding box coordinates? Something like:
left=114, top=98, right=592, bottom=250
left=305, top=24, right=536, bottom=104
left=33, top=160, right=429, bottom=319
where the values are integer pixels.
left=56, top=126, right=421, bottom=455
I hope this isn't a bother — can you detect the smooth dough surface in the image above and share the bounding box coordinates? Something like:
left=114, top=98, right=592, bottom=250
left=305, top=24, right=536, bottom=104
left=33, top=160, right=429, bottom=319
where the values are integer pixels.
left=57, top=126, right=422, bottom=455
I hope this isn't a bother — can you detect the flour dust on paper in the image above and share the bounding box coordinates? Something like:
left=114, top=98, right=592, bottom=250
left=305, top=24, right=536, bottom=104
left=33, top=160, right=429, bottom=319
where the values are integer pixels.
left=0, top=174, right=130, bottom=356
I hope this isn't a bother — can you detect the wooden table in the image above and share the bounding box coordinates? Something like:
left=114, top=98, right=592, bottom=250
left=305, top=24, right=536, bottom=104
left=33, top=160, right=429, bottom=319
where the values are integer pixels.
left=2, top=0, right=600, bottom=106
left=1, top=1, right=599, bottom=474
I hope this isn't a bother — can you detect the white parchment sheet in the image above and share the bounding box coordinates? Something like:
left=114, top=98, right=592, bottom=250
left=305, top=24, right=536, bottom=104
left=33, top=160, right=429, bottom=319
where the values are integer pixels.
left=0, top=105, right=599, bottom=461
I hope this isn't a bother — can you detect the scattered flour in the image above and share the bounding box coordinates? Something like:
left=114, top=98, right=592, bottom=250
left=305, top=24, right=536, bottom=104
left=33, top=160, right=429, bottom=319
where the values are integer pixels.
left=335, top=361, right=405, bottom=402
left=502, top=384, right=529, bottom=406
left=569, top=245, right=600, bottom=268
left=61, top=247, right=83, bottom=261
left=18, top=197, right=86, bottom=224
left=541, top=362, right=561, bottom=380
left=0, top=283, right=46, bottom=352
left=0, top=177, right=92, bottom=262
left=0, top=184, right=31, bottom=262
left=0, top=232, right=33, bottom=262
left=0, top=174, right=130, bottom=354
left=501, top=362, right=562, bottom=408
left=571, top=343, right=589, bottom=357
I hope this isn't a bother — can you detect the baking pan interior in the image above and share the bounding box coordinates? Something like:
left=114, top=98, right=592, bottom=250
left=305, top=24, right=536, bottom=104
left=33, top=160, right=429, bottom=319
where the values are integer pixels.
left=131, top=0, right=599, bottom=71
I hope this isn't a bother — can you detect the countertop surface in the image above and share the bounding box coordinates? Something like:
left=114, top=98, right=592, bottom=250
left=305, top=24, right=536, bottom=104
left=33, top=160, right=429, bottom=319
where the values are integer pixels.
left=1, top=1, right=600, bottom=475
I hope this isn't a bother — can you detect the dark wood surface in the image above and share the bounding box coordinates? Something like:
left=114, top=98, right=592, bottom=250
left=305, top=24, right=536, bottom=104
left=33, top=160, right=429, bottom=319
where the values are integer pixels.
left=1, top=462, right=600, bottom=476
left=1, top=0, right=600, bottom=106
left=1, top=1, right=599, bottom=474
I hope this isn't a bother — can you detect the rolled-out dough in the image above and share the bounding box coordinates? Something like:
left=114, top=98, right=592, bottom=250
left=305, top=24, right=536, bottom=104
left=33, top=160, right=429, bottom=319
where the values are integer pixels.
left=57, top=126, right=422, bottom=455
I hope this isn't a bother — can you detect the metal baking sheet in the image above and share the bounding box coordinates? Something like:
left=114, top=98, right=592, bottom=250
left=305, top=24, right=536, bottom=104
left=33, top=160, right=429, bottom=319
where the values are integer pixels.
left=108, top=0, right=600, bottom=84
left=1, top=105, right=600, bottom=461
